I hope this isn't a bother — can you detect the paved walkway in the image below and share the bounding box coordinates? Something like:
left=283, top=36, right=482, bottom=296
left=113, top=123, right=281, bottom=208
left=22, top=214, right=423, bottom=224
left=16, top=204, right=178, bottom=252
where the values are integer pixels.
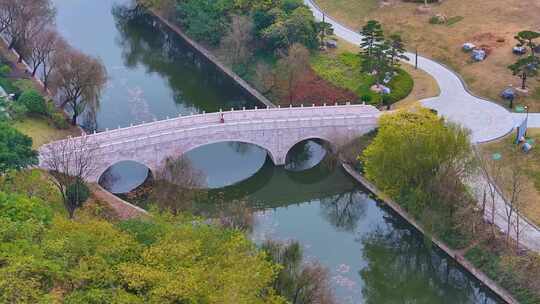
left=304, top=0, right=516, bottom=144
left=304, top=0, right=540, bottom=252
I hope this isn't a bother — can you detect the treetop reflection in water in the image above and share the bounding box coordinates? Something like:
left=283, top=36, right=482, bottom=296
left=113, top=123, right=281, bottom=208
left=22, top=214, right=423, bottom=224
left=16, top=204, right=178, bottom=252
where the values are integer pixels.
left=252, top=187, right=503, bottom=304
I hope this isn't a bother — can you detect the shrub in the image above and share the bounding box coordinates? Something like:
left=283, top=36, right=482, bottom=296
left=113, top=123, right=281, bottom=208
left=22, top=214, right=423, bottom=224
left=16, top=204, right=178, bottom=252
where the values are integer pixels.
left=0, top=64, right=11, bottom=77
left=8, top=102, right=27, bottom=120
left=0, top=77, right=19, bottom=96
left=65, top=179, right=90, bottom=218
left=387, top=69, right=414, bottom=103
left=51, top=112, right=69, bottom=129
left=18, top=90, right=47, bottom=115
left=13, top=79, right=35, bottom=92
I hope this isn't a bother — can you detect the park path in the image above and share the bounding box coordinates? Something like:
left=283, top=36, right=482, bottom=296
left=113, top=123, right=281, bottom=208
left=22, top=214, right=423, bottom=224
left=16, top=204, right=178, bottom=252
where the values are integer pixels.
left=304, top=0, right=517, bottom=144
left=304, top=0, right=540, bottom=252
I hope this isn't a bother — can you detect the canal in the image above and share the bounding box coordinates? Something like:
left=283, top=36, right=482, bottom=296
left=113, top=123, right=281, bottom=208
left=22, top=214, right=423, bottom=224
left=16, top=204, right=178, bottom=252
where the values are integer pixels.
left=54, top=0, right=503, bottom=302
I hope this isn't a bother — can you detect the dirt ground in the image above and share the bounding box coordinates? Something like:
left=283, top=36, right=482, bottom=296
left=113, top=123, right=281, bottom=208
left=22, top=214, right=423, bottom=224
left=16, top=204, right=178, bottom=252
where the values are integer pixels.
left=316, top=0, right=540, bottom=111
left=480, top=128, right=540, bottom=227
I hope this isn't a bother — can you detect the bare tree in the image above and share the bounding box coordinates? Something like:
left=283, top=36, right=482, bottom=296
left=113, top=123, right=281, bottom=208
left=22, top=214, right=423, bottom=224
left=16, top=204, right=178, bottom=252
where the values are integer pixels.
left=0, top=0, right=16, bottom=35
left=52, top=46, right=107, bottom=125
left=497, top=152, right=527, bottom=248
left=5, top=0, right=56, bottom=62
left=151, top=155, right=207, bottom=215
left=253, top=61, right=275, bottom=95
left=475, top=147, right=504, bottom=238
left=40, top=135, right=99, bottom=218
left=26, top=27, right=59, bottom=77
left=276, top=43, right=310, bottom=104
left=41, top=35, right=66, bottom=92
left=220, top=14, right=253, bottom=66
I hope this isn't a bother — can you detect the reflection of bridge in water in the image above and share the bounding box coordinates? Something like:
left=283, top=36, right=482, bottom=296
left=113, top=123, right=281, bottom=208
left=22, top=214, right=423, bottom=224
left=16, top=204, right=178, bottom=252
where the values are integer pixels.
left=39, top=104, right=380, bottom=183
left=208, top=156, right=357, bottom=210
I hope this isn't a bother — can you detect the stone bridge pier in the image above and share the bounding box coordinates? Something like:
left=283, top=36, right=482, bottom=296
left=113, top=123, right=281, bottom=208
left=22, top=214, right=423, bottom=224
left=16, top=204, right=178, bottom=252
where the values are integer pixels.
left=39, top=104, right=381, bottom=183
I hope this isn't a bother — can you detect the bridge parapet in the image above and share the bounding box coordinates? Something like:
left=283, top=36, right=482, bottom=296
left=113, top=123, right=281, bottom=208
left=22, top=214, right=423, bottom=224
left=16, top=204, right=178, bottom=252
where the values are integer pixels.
left=39, top=104, right=381, bottom=183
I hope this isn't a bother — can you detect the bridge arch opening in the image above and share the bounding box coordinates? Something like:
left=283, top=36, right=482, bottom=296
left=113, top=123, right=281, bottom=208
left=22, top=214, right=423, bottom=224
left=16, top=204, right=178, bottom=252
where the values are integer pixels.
left=284, top=138, right=335, bottom=172
left=98, top=160, right=152, bottom=194
left=181, top=141, right=276, bottom=189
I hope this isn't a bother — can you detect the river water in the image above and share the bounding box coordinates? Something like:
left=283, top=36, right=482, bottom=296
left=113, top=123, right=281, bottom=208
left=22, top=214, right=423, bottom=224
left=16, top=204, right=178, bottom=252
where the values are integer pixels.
left=54, top=0, right=503, bottom=302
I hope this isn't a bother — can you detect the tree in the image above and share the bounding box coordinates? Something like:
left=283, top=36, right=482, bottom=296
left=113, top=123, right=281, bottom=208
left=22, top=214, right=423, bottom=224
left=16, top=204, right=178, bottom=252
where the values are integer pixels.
left=514, top=30, right=540, bottom=55
left=26, top=28, right=60, bottom=77
left=52, top=47, right=107, bottom=125
left=0, top=123, right=38, bottom=173
left=150, top=156, right=207, bottom=215
left=65, top=178, right=91, bottom=218
left=315, top=20, right=333, bottom=48
left=40, top=135, right=98, bottom=218
left=491, top=149, right=528, bottom=248
left=276, top=43, right=310, bottom=104
left=509, top=30, right=540, bottom=90
left=359, top=20, right=384, bottom=72
left=4, top=0, right=56, bottom=62
left=508, top=53, right=539, bottom=90
left=371, top=42, right=393, bottom=86
left=361, top=108, right=474, bottom=218
left=262, top=240, right=336, bottom=304
left=0, top=0, right=16, bottom=35
left=220, top=14, right=254, bottom=66
left=260, top=5, right=320, bottom=51
left=120, top=217, right=285, bottom=304
left=41, top=34, right=66, bottom=92
left=387, top=34, right=409, bottom=69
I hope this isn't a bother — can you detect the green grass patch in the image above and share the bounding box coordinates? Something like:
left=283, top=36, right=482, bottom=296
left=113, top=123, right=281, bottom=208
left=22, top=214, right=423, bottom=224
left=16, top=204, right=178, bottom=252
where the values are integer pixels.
left=13, top=116, right=75, bottom=148
left=311, top=51, right=414, bottom=106
left=311, top=52, right=380, bottom=105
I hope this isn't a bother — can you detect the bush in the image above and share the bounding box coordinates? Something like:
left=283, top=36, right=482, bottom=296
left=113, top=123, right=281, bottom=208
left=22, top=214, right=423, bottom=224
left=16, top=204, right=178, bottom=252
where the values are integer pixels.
left=387, top=69, right=414, bottom=103
left=51, top=112, right=69, bottom=129
left=18, top=90, right=47, bottom=115
left=9, top=102, right=27, bottom=121
left=13, top=79, right=35, bottom=92
left=0, top=64, right=11, bottom=77
left=0, top=77, right=19, bottom=96
left=66, top=179, right=90, bottom=211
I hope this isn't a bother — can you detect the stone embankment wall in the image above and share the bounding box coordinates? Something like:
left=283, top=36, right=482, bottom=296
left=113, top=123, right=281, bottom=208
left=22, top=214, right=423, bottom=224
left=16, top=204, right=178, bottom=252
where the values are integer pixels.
left=149, top=9, right=275, bottom=109
left=342, top=164, right=518, bottom=304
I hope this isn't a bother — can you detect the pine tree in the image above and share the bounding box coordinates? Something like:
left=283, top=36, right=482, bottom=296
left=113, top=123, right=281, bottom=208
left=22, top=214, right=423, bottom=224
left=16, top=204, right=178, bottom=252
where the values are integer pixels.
left=360, top=20, right=385, bottom=72
left=388, top=34, right=409, bottom=70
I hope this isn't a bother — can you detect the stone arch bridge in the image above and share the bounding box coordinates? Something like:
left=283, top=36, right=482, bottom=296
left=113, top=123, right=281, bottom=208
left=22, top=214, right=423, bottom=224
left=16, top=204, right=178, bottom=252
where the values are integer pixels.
left=39, top=104, right=380, bottom=183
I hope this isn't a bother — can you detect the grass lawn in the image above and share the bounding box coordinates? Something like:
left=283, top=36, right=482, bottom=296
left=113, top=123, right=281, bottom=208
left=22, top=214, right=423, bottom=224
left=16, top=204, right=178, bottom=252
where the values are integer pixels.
left=13, top=116, right=80, bottom=148
left=314, top=0, right=540, bottom=111
left=480, top=128, right=540, bottom=226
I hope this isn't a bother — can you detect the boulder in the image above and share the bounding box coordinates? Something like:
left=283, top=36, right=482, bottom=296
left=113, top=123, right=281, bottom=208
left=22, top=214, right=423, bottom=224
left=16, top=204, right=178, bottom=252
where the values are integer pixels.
left=462, top=42, right=476, bottom=52
left=472, top=49, right=486, bottom=61
left=325, top=39, right=338, bottom=49
left=513, top=46, right=527, bottom=55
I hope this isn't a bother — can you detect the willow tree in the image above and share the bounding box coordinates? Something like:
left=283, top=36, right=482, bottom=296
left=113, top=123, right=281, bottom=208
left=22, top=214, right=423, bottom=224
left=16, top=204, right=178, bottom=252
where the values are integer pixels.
left=53, top=46, right=107, bottom=125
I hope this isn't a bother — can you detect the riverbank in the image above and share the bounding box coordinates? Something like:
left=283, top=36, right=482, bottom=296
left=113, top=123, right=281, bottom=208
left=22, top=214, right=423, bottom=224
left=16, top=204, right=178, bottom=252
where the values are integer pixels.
left=149, top=9, right=275, bottom=109
left=342, top=163, right=518, bottom=304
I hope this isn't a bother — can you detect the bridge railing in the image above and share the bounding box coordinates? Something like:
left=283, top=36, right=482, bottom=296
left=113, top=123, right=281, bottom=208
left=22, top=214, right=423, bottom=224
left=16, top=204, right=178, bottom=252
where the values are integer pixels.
left=83, top=114, right=379, bottom=156
left=83, top=104, right=378, bottom=141
left=40, top=104, right=380, bottom=155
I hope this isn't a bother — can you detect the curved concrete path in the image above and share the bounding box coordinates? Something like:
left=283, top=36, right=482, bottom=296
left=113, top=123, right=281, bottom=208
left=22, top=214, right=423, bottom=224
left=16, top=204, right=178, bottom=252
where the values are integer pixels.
left=304, top=0, right=540, bottom=252
left=304, top=0, right=516, bottom=144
